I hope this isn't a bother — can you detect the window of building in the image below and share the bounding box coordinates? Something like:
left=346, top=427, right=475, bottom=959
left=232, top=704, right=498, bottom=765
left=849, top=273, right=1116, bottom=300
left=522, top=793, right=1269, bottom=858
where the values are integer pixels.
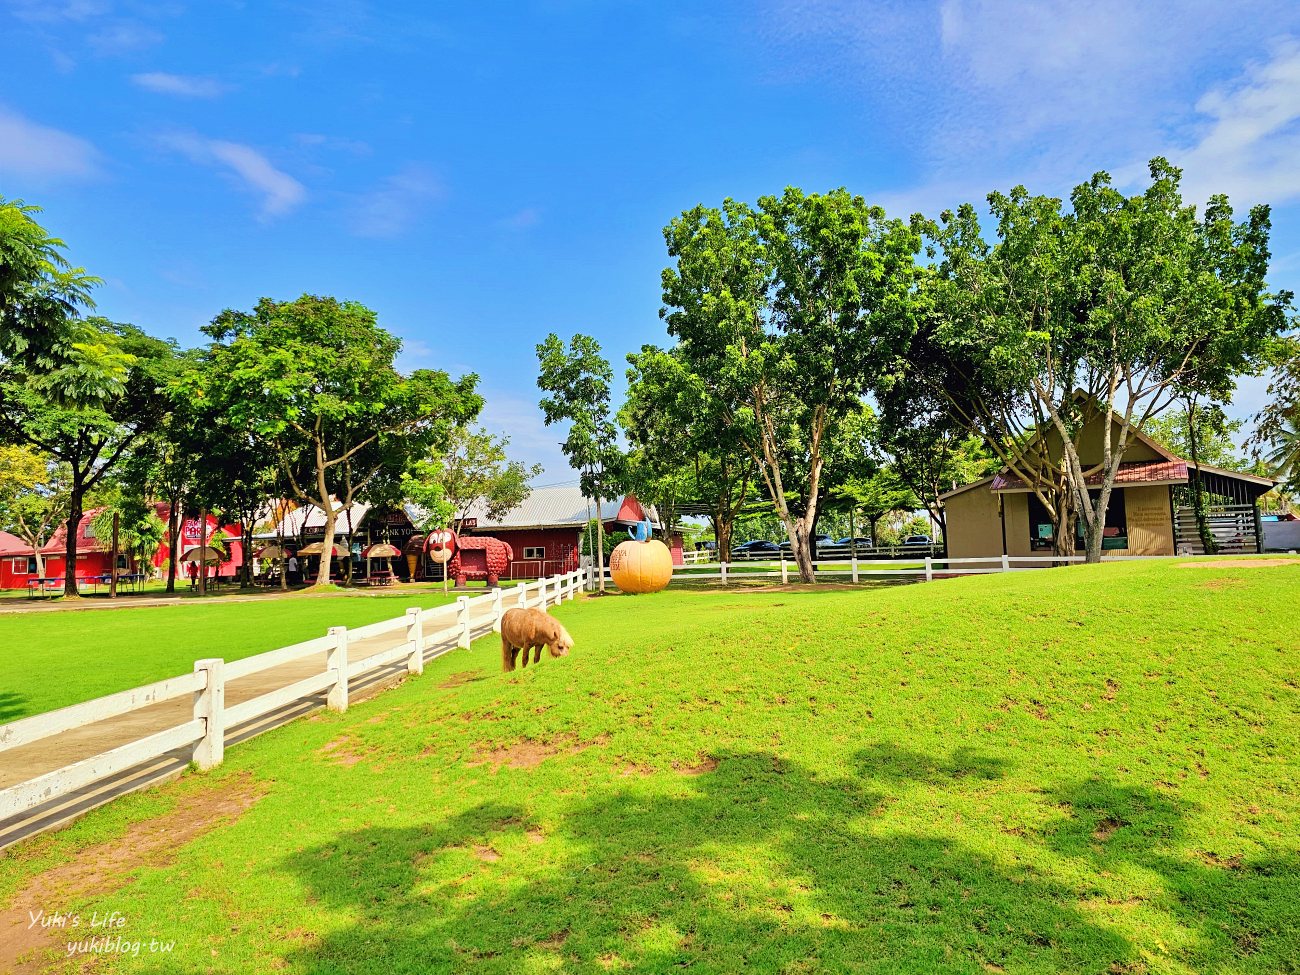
left=11, top=557, right=37, bottom=574
left=522, top=546, right=545, bottom=560
left=1027, top=490, right=1128, bottom=550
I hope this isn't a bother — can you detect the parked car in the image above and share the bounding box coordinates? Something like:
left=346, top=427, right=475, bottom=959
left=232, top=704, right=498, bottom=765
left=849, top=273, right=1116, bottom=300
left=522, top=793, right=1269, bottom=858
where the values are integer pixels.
left=901, top=534, right=933, bottom=546
left=834, top=536, right=873, bottom=548
left=731, top=540, right=781, bottom=556
left=778, top=534, right=833, bottom=550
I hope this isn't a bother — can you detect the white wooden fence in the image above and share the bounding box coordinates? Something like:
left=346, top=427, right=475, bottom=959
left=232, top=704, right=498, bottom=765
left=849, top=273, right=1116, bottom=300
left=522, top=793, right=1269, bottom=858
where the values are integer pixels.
left=0, top=568, right=589, bottom=827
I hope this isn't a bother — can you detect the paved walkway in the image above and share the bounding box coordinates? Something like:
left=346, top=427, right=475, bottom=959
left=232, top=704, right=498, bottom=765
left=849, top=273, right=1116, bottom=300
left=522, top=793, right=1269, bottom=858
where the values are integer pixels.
left=0, top=614, right=494, bottom=850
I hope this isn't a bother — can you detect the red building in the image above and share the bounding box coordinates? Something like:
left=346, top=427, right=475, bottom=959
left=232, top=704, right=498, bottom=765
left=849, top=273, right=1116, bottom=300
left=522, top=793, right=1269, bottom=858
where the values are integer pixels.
left=152, top=508, right=243, bottom=581
left=459, top=485, right=683, bottom=579
left=0, top=507, right=243, bottom=590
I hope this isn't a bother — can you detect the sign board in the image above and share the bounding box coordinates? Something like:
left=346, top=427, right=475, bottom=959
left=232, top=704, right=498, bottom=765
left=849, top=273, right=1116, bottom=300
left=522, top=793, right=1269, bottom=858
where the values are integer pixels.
left=460, top=518, right=478, bottom=529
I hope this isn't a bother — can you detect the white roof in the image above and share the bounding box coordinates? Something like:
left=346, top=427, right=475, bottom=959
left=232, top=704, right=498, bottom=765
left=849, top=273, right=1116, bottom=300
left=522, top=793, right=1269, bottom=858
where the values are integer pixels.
left=254, top=500, right=371, bottom=538
left=462, top=484, right=650, bottom=530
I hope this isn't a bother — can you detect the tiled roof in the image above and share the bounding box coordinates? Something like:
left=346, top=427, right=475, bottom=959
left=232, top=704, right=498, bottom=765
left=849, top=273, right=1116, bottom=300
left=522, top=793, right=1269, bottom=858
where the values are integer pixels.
left=991, top=460, right=1189, bottom=492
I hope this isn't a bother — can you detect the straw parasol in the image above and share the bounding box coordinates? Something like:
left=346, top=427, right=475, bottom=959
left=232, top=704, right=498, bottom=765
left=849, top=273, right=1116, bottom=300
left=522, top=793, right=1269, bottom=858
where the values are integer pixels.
left=296, top=542, right=349, bottom=558
left=180, top=545, right=225, bottom=564
left=255, top=543, right=288, bottom=560
left=360, top=542, right=402, bottom=559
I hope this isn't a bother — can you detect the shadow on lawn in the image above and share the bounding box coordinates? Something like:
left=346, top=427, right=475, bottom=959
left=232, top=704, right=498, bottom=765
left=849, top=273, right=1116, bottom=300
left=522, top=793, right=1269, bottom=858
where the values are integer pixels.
left=0, top=692, right=28, bottom=722
left=281, top=749, right=1200, bottom=974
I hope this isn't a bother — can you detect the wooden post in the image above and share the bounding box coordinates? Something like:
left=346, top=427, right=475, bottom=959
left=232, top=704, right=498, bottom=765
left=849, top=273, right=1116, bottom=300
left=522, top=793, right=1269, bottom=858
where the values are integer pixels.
left=780, top=558, right=788, bottom=585
left=539, top=576, right=548, bottom=608
left=192, top=658, right=225, bottom=770
left=109, top=511, right=120, bottom=599
left=327, top=626, right=349, bottom=712
left=924, top=556, right=933, bottom=582
left=492, top=587, right=504, bottom=628
left=517, top=584, right=527, bottom=608
left=405, top=608, right=423, bottom=675
left=720, top=562, right=729, bottom=586
left=1001, top=554, right=1010, bottom=572
left=851, top=554, right=859, bottom=584
left=456, top=596, right=471, bottom=649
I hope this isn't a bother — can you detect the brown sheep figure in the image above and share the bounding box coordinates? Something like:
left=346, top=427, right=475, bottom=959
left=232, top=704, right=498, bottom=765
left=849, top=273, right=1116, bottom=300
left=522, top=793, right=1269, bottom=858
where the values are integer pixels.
left=498, top=607, right=573, bottom=672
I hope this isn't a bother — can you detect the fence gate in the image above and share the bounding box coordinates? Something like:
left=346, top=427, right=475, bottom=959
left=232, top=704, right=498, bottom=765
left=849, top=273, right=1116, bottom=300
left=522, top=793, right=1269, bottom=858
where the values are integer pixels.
left=1173, top=504, right=1261, bottom=554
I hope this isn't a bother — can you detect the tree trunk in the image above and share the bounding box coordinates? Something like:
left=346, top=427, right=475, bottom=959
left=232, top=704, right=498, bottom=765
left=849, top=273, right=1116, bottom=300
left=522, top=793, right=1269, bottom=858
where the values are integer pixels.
left=109, top=511, right=120, bottom=599
left=165, top=497, right=180, bottom=594
left=788, top=515, right=817, bottom=584
left=198, top=507, right=208, bottom=596
left=1081, top=487, right=1109, bottom=565
left=595, top=498, right=606, bottom=594
left=713, top=511, right=733, bottom=564
left=63, top=489, right=83, bottom=597
left=1186, top=402, right=1218, bottom=554
left=317, top=507, right=337, bottom=586
left=242, top=523, right=255, bottom=588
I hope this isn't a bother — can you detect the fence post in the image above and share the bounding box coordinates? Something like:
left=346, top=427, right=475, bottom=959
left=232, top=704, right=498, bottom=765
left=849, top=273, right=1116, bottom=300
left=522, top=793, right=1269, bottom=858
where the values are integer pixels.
left=405, top=608, right=423, bottom=675
left=492, top=588, right=504, bottom=629
left=568, top=570, right=577, bottom=601
left=517, top=584, right=528, bottom=609
left=780, top=559, right=788, bottom=585
left=720, top=562, right=729, bottom=586
left=1001, top=554, right=1010, bottom=572
left=327, top=626, right=349, bottom=712
left=192, top=658, right=225, bottom=770
left=456, top=596, right=471, bottom=649
left=851, top=555, right=859, bottom=584
left=924, top=557, right=933, bottom=582
left=539, top=576, right=548, bottom=608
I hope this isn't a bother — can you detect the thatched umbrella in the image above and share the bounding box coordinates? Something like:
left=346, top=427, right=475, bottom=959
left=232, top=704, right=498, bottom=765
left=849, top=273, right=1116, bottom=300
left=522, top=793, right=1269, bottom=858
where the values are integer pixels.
left=361, top=542, right=401, bottom=580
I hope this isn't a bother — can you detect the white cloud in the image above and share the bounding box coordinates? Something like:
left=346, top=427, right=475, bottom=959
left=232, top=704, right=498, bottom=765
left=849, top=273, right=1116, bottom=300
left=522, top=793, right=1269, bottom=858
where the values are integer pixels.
left=6, top=0, right=111, bottom=23
left=0, top=105, right=99, bottom=180
left=477, top=391, right=570, bottom=481
left=1169, top=40, right=1300, bottom=208
left=86, top=21, right=164, bottom=55
left=350, top=164, right=443, bottom=238
left=131, top=72, right=229, bottom=98
left=160, top=133, right=306, bottom=218
left=498, top=206, right=542, bottom=230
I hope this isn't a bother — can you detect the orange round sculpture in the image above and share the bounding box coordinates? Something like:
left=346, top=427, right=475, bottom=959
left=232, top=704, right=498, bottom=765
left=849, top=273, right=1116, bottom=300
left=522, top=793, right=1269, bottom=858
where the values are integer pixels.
left=609, top=539, right=673, bottom=594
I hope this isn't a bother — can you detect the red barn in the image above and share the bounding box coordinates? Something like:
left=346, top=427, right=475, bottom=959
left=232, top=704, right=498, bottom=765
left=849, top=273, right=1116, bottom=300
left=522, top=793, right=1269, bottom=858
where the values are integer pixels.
left=0, top=531, right=39, bottom=590
left=457, top=485, right=683, bottom=579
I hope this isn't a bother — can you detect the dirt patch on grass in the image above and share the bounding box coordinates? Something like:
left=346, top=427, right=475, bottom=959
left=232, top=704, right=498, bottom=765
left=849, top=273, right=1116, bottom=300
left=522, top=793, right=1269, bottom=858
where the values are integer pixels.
left=438, top=672, right=487, bottom=689
left=0, top=772, right=264, bottom=973
left=472, top=845, right=501, bottom=862
left=1195, top=850, right=1244, bottom=870
left=318, top=736, right=368, bottom=767
left=675, top=756, right=720, bottom=776
left=1092, top=816, right=1126, bottom=842
left=1177, top=559, right=1296, bottom=569
left=468, top=734, right=609, bottom=772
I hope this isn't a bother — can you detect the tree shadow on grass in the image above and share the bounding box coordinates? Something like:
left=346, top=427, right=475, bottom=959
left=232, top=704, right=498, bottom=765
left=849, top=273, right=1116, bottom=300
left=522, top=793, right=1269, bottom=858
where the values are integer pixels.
left=280, top=750, right=1144, bottom=974
left=1042, top=778, right=1300, bottom=970
left=0, top=692, right=29, bottom=722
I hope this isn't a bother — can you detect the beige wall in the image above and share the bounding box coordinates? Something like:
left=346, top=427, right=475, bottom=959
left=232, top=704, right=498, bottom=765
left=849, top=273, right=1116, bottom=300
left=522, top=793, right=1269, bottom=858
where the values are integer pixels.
left=1122, top=485, right=1175, bottom=555
left=1003, top=494, right=1033, bottom=557
left=944, top=485, right=1004, bottom=559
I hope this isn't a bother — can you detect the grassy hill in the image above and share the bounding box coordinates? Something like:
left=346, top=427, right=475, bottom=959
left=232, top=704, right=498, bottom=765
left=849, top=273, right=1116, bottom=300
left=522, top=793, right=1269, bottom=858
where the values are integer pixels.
left=3, top=560, right=1298, bottom=974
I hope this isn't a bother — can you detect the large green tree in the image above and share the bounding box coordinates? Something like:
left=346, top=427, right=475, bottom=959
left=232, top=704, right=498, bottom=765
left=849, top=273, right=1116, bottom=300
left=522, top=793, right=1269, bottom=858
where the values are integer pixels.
left=536, top=332, right=624, bottom=593
left=199, top=295, right=482, bottom=587
left=0, top=320, right=177, bottom=595
left=908, top=158, right=1289, bottom=562
left=659, top=189, right=921, bottom=581
left=433, top=426, right=542, bottom=533
left=622, top=345, right=758, bottom=560
left=0, top=444, right=70, bottom=577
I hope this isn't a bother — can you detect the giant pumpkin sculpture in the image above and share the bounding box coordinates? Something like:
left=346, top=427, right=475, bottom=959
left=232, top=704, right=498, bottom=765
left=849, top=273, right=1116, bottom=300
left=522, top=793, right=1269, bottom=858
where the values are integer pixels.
left=610, top=521, right=673, bottom=594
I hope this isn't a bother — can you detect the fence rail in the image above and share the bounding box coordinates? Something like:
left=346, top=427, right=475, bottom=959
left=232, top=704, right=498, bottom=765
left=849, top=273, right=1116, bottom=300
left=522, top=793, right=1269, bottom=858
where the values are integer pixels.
left=0, top=567, right=589, bottom=832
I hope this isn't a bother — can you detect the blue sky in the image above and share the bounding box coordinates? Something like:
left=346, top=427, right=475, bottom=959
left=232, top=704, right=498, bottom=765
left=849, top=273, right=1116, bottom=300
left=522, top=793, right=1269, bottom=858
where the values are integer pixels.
left=3, top=0, right=1300, bottom=479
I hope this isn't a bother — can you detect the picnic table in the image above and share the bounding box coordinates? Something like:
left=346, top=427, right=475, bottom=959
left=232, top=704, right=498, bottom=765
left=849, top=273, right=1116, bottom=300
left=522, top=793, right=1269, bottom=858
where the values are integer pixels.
left=25, top=577, right=64, bottom=598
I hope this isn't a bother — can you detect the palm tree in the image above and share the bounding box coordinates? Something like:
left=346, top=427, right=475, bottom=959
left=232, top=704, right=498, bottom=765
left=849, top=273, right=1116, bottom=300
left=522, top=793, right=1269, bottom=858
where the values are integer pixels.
left=1265, top=417, right=1300, bottom=491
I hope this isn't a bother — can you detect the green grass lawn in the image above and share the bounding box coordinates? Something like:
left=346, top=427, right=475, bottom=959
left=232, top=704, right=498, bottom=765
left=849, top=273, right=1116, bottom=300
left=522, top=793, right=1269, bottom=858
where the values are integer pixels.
left=3, top=559, right=1299, bottom=973
left=0, top=588, right=485, bottom=721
